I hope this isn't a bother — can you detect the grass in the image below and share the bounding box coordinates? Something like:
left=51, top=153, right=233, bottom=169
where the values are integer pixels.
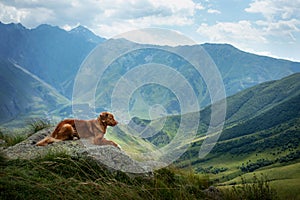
left=0, top=131, right=28, bottom=147
left=0, top=114, right=292, bottom=199
left=0, top=151, right=210, bottom=200
left=0, top=149, right=281, bottom=200
left=220, top=174, right=278, bottom=200
left=222, top=161, right=300, bottom=199
left=0, top=118, right=51, bottom=147
left=27, top=118, right=52, bottom=133
left=176, top=148, right=300, bottom=200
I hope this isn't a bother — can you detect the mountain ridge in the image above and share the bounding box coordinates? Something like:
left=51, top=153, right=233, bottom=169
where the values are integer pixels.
left=1, top=21, right=300, bottom=125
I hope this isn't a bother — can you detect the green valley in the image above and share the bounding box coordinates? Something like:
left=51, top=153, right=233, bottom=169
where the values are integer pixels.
left=108, top=73, right=300, bottom=199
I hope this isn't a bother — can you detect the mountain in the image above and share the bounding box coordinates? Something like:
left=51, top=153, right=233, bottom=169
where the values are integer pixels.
left=108, top=73, right=300, bottom=186
left=69, top=25, right=104, bottom=44
left=1, top=22, right=300, bottom=125
left=83, top=39, right=300, bottom=118
left=0, top=22, right=105, bottom=98
left=202, top=43, right=300, bottom=95
left=0, top=58, right=70, bottom=125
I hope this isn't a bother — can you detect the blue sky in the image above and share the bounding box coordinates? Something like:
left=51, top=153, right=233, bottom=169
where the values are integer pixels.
left=1, top=0, right=299, bottom=61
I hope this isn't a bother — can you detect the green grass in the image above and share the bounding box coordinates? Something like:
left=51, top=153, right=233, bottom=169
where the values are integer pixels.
left=0, top=151, right=210, bottom=200
left=225, top=162, right=300, bottom=199
left=27, top=118, right=52, bottom=133
left=220, top=174, right=278, bottom=200
left=0, top=150, right=281, bottom=200
left=0, top=131, right=28, bottom=147
left=0, top=118, right=52, bottom=147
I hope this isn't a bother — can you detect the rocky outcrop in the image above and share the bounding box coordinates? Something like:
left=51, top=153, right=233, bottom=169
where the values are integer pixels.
left=3, top=127, right=153, bottom=174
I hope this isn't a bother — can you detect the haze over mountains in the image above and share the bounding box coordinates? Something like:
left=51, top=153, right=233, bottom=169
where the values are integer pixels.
left=0, top=21, right=300, bottom=125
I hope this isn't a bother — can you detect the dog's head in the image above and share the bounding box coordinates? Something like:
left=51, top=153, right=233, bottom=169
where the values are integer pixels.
left=99, top=112, right=118, bottom=126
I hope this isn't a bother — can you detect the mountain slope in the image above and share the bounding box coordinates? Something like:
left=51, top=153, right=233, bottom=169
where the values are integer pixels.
left=174, top=73, right=300, bottom=183
left=109, top=73, right=300, bottom=183
left=86, top=39, right=300, bottom=118
left=202, top=43, right=300, bottom=96
left=199, top=72, right=300, bottom=127
left=0, top=22, right=105, bottom=98
left=0, top=59, right=70, bottom=125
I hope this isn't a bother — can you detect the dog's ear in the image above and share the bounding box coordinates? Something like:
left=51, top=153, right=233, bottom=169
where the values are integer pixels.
left=100, top=112, right=109, bottom=121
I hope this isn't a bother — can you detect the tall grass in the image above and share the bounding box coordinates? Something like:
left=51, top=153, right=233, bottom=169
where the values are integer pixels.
left=0, top=118, right=51, bottom=148
left=221, top=174, right=277, bottom=200
left=27, top=118, right=51, bottom=134
left=0, top=151, right=210, bottom=200
left=0, top=149, right=281, bottom=199
left=0, top=131, right=27, bottom=147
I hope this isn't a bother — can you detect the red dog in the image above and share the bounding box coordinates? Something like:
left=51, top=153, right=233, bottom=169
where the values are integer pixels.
left=36, top=112, right=119, bottom=148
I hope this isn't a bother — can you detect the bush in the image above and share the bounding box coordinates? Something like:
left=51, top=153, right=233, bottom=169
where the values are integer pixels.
left=240, top=159, right=273, bottom=172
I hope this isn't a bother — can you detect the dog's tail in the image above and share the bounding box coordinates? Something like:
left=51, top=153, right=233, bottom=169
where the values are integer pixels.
left=36, top=136, right=61, bottom=146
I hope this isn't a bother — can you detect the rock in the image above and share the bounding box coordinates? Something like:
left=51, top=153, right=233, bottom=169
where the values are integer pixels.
left=3, top=128, right=153, bottom=175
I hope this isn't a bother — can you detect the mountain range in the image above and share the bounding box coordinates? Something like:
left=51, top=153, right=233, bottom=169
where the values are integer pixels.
left=0, top=21, right=299, bottom=121
left=1, top=21, right=299, bottom=124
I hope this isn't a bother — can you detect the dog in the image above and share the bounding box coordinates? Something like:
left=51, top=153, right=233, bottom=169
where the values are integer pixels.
left=36, top=112, right=119, bottom=148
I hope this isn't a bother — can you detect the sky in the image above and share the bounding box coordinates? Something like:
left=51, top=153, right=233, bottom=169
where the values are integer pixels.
left=0, top=0, right=300, bottom=61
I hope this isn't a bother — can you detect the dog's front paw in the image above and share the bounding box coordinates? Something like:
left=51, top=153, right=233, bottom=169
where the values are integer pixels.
left=73, top=137, right=79, bottom=140
left=116, top=144, right=122, bottom=150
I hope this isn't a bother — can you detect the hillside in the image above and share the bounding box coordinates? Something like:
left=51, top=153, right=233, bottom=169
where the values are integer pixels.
left=173, top=73, right=300, bottom=197
left=0, top=59, right=70, bottom=125
left=202, top=43, right=300, bottom=96
left=85, top=39, right=300, bottom=118
left=108, top=73, right=300, bottom=197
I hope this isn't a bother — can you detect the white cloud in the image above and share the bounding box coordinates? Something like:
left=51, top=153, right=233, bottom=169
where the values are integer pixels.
left=197, top=20, right=267, bottom=44
left=245, top=0, right=300, bottom=21
left=0, top=0, right=201, bottom=37
left=0, top=3, right=27, bottom=23
left=207, top=9, right=221, bottom=14
left=195, top=3, right=205, bottom=10
left=257, top=18, right=300, bottom=36
left=245, top=0, right=300, bottom=43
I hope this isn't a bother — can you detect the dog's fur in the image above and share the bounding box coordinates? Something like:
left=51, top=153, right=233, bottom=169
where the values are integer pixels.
left=36, top=112, right=119, bottom=148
